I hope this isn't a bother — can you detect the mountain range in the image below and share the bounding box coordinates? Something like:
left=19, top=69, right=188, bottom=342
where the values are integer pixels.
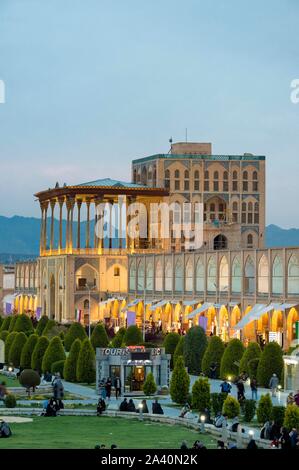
left=0, top=216, right=298, bottom=263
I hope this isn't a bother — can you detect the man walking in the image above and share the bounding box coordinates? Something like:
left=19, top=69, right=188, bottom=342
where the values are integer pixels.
left=269, top=373, right=279, bottom=397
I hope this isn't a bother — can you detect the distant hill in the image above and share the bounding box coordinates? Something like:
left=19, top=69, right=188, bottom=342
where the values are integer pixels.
left=0, top=216, right=298, bottom=261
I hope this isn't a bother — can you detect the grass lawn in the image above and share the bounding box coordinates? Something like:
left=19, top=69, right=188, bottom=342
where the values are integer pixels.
left=0, top=374, right=21, bottom=388
left=0, top=416, right=217, bottom=449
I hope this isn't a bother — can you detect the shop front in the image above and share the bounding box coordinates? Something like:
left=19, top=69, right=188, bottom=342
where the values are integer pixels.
left=96, top=346, right=170, bottom=395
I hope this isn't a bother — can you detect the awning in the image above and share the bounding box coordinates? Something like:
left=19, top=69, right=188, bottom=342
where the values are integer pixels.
left=183, top=300, right=202, bottom=306
left=121, top=299, right=142, bottom=312
left=229, top=302, right=240, bottom=307
left=149, top=300, right=169, bottom=311
left=279, top=303, right=298, bottom=310
left=188, top=302, right=213, bottom=319
left=233, top=303, right=272, bottom=330
left=213, top=303, right=227, bottom=309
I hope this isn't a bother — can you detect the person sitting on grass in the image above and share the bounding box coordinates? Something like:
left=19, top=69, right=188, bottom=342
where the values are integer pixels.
left=127, top=399, right=136, bottom=412
left=0, top=420, right=12, bottom=438
left=97, top=398, right=106, bottom=416
left=179, top=402, right=191, bottom=418
left=152, top=399, right=164, bottom=415
left=44, top=397, right=59, bottom=417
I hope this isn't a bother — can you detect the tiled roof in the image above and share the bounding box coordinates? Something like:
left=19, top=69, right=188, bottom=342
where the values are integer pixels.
left=75, top=178, right=148, bottom=189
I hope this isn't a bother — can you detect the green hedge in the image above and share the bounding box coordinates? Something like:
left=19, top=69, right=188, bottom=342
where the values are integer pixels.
left=8, top=332, right=27, bottom=367
left=8, top=315, right=18, bottom=332
left=211, top=392, right=228, bottom=416
left=173, top=336, right=185, bottom=367
left=283, top=404, right=299, bottom=431
left=191, top=377, right=211, bottom=412
left=123, top=325, right=143, bottom=346
left=222, top=395, right=240, bottom=418
left=163, top=332, right=180, bottom=369
left=35, top=316, right=49, bottom=336
left=183, top=326, right=208, bottom=375
left=64, top=322, right=87, bottom=352
left=239, top=342, right=261, bottom=377
left=169, top=355, right=190, bottom=404
left=63, top=338, right=81, bottom=382
left=51, top=360, right=65, bottom=378
left=14, top=314, right=34, bottom=335
left=76, top=338, right=96, bottom=384
left=0, top=330, right=9, bottom=342
left=220, top=339, right=245, bottom=380
left=42, top=336, right=66, bottom=373
left=31, top=336, right=50, bottom=373
left=111, top=327, right=126, bottom=347
left=256, top=393, right=273, bottom=423
left=143, top=372, right=157, bottom=395
left=4, top=331, right=18, bottom=363
left=4, top=394, right=16, bottom=408
left=201, top=336, right=225, bottom=378
left=20, top=334, right=39, bottom=369
left=91, top=323, right=109, bottom=350
left=0, top=316, right=12, bottom=332
left=257, top=342, right=283, bottom=387
left=272, top=406, right=285, bottom=427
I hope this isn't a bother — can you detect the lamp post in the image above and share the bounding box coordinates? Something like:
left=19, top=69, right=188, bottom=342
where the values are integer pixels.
left=138, top=402, right=143, bottom=421
left=200, top=415, right=206, bottom=433
left=85, top=281, right=96, bottom=340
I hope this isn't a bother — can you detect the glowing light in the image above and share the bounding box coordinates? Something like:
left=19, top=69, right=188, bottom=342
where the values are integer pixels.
left=248, top=430, right=254, bottom=437
left=200, top=415, right=206, bottom=423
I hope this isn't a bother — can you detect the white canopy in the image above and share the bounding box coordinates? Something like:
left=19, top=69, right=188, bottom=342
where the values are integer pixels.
left=183, top=300, right=202, bottom=306
left=233, top=303, right=277, bottom=330
left=187, top=302, right=213, bottom=319
left=149, top=300, right=169, bottom=311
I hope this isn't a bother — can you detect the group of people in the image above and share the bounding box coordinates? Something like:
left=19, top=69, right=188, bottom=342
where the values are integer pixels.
left=98, top=377, right=122, bottom=400
left=42, top=373, right=65, bottom=417
left=260, top=421, right=299, bottom=448
left=96, top=396, right=164, bottom=415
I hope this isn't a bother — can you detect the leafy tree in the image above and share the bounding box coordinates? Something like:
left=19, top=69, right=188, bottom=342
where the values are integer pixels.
left=169, top=355, right=190, bottom=404
left=242, top=399, right=256, bottom=422
left=211, top=392, right=228, bottom=416
left=8, top=315, right=18, bottom=332
left=222, top=395, right=240, bottom=418
left=51, top=360, right=65, bottom=378
left=111, top=327, right=126, bottom=347
left=239, top=342, right=261, bottom=377
left=4, top=331, right=18, bottom=363
left=76, top=338, right=96, bottom=384
left=42, top=336, right=66, bottom=373
left=63, top=338, right=81, bottom=382
left=256, top=394, right=273, bottom=423
left=19, top=369, right=41, bottom=390
left=272, top=406, right=285, bottom=427
left=143, top=372, right=157, bottom=395
left=183, top=326, right=208, bottom=375
left=201, top=336, right=225, bottom=378
left=220, top=339, right=245, bottom=380
left=283, top=404, right=299, bottom=431
left=64, top=322, right=87, bottom=352
left=0, top=316, right=12, bottom=332
left=191, top=377, right=211, bottom=412
left=0, top=330, right=9, bottom=342
left=91, top=323, right=109, bottom=350
left=14, top=314, right=34, bottom=335
left=257, top=342, right=283, bottom=387
left=123, top=325, right=143, bottom=346
left=173, top=336, right=185, bottom=367
left=31, top=336, right=50, bottom=373
left=163, top=332, right=180, bottom=369
left=9, top=332, right=27, bottom=367
left=20, top=334, right=38, bottom=369
left=35, top=316, right=49, bottom=336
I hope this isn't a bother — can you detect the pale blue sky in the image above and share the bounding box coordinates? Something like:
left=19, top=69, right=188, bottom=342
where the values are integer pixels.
left=0, top=0, right=298, bottom=226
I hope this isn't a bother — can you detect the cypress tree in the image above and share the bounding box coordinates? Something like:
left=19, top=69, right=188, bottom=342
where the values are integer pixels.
left=8, top=315, right=18, bottom=332
left=257, top=342, right=283, bottom=387
left=123, top=325, right=143, bottom=346
left=143, top=372, right=157, bottom=396
left=76, top=338, right=96, bottom=384
left=1, top=316, right=12, bottom=332
left=64, top=322, right=87, bottom=352
left=91, top=323, right=109, bottom=351
left=183, top=326, right=208, bottom=375
left=36, top=315, right=49, bottom=336
left=169, top=355, right=190, bottom=404
left=163, top=332, right=180, bottom=369
left=201, top=336, right=225, bottom=378
left=111, top=327, right=126, bottom=347
left=5, top=331, right=18, bottom=363
left=173, top=336, right=185, bottom=366
left=31, top=336, right=50, bottom=373
left=14, top=314, right=34, bottom=335
left=63, top=338, right=81, bottom=382
left=20, top=334, right=39, bottom=369
left=42, top=336, right=66, bottom=373
left=8, top=332, right=27, bottom=367
left=220, top=339, right=245, bottom=380
left=239, top=342, right=261, bottom=377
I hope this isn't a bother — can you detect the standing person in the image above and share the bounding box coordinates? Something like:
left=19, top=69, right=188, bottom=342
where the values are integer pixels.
left=250, top=377, right=258, bottom=400
left=114, top=376, right=121, bottom=399
left=105, top=377, right=112, bottom=401
left=53, top=374, right=64, bottom=408
left=269, top=373, right=279, bottom=397
left=220, top=379, right=232, bottom=394
left=236, top=379, right=245, bottom=402
left=210, top=363, right=217, bottom=379
left=280, top=427, right=292, bottom=450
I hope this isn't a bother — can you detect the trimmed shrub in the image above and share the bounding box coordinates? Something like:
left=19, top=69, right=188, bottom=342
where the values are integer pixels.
left=35, top=316, right=49, bottom=336
left=111, top=327, right=126, bottom=347
left=31, top=336, right=49, bottom=373
left=8, top=315, right=18, bottom=332
left=9, top=332, right=27, bottom=367
left=248, top=358, right=260, bottom=380
left=42, top=319, right=57, bottom=338
left=0, top=330, right=9, bottom=342
left=283, top=404, right=299, bottom=431
left=42, top=336, right=66, bottom=373
left=220, top=339, right=245, bottom=380
left=256, top=394, right=273, bottom=424
left=143, top=372, right=157, bottom=395
left=222, top=395, right=240, bottom=418
left=91, top=323, right=109, bottom=350
left=20, top=334, right=38, bottom=369
left=59, top=331, right=65, bottom=343
left=4, top=394, right=16, bottom=408
left=51, top=360, right=65, bottom=378
left=123, top=325, right=143, bottom=346
left=64, top=322, right=87, bottom=352
left=4, top=332, right=18, bottom=363
left=191, top=377, right=211, bottom=412
left=201, top=336, right=225, bottom=378
left=211, top=392, right=228, bottom=416
left=163, top=332, right=180, bottom=369
left=76, top=338, right=96, bottom=384
left=1, top=316, right=12, bottom=332
left=169, top=355, right=190, bottom=404
left=183, top=326, right=208, bottom=375
left=19, top=369, right=41, bottom=390
left=272, top=406, right=285, bottom=427
left=63, top=338, right=81, bottom=382
left=239, top=342, right=261, bottom=377
left=173, top=336, right=185, bottom=367
left=242, top=399, right=256, bottom=423
left=257, top=342, right=283, bottom=387
left=14, top=314, right=34, bottom=335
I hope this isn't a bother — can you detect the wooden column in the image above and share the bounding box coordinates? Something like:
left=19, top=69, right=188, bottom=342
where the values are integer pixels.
left=39, top=202, right=44, bottom=255
left=77, top=199, right=82, bottom=251
left=86, top=198, right=91, bottom=249
left=43, top=201, right=49, bottom=252
left=58, top=197, right=64, bottom=252
left=50, top=199, right=56, bottom=253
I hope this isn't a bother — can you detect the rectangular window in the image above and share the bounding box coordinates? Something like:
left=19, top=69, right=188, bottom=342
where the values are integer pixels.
left=254, top=213, right=259, bottom=224
left=204, top=181, right=209, bottom=191
left=233, top=181, right=238, bottom=191
left=243, top=181, right=248, bottom=192
left=175, top=180, right=180, bottom=190
left=184, top=180, right=189, bottom=190
left=165, top=179, right=170, bottom=189
left=232, top=213, right=238, bottom=223
left=241, top=213, right=246, bottom=224
left=248, top=213, right=253, bottom=224
left=223, top=181, right=229, bottom=192
left=194, top=180, right=199, bottom=191
left=253, top=182, right=258, bottom=191
left=213, top=181, right=219, bottom=191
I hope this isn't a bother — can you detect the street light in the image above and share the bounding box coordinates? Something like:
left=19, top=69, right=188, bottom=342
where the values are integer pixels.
left=138, top=403, right=143, bottom=421
left=200, top=415, right=206, bottom=433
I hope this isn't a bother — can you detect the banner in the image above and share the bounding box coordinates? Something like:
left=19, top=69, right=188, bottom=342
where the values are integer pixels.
left=5, top=303, right=12, bottom=315
left=198, top=315, right=208, bottom=331
left=36, top=307, right=42, bottom=320
left=76, top=309, right=82, bottom=322
left=127, top=310, right=136, bottom=327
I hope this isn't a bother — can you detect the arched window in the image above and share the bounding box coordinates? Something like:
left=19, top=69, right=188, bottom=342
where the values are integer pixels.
left=272, top=256, right=283, bottom=295
left=243, top=171, right=248, bottom=191
left=174, top=259, right=183, bottom=292
left=184, top=170, right=189, bottom=190
left=84, top=299, right=89, bottom=309
left=232, top=171, right=238, bottom=191
left=288, top=254, right=299, bottom=295
left=174, top=169, right=180, bottom=190
left=185, top=259, right=193, bottom=292
left=247, top=233, right=253, bottom=248
left=207, top=256, right=216, bottom=292
left=194, top=170, right=200, bottom=191
left=223, top=171, right=229, bottom=191
left=129, top=260, right=136, bottom=291
left=245, top=256, right=255, bottom=294
left=232, top=256, right=242, bottom=293
left=148, top=165, right=153, bottom=181
left=137, top=260, right=145, bottom=291
left=164, top=169, right=170, bottom=189
left=253, top=171, right=258, bottom=191
left=141, top=166, right=147, bottom=184
left=232, top=201, right=238, bottom=223
left=248, top=202, right=253, bottom=224
left=213, top=171, right=219, bottom=191
left=258, top=254, right=269, bottom=294
left=204, top=170, right=209, bottom=191
left=155, top=260, right=163, bottom=291
left=214, top=234, right=227, bottom=250
left=133, top=168, right=137, bottom=183
left=165, top=260, right=172, bottom=291
left=145, top=261, right=154, bottom=291
left=219, top=256, right=229, bottom=292
left=195, top=258, right=204, bottom=292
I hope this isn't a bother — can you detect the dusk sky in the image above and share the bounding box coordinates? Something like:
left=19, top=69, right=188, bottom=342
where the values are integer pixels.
left=0, top=0, right=298, bottom=227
